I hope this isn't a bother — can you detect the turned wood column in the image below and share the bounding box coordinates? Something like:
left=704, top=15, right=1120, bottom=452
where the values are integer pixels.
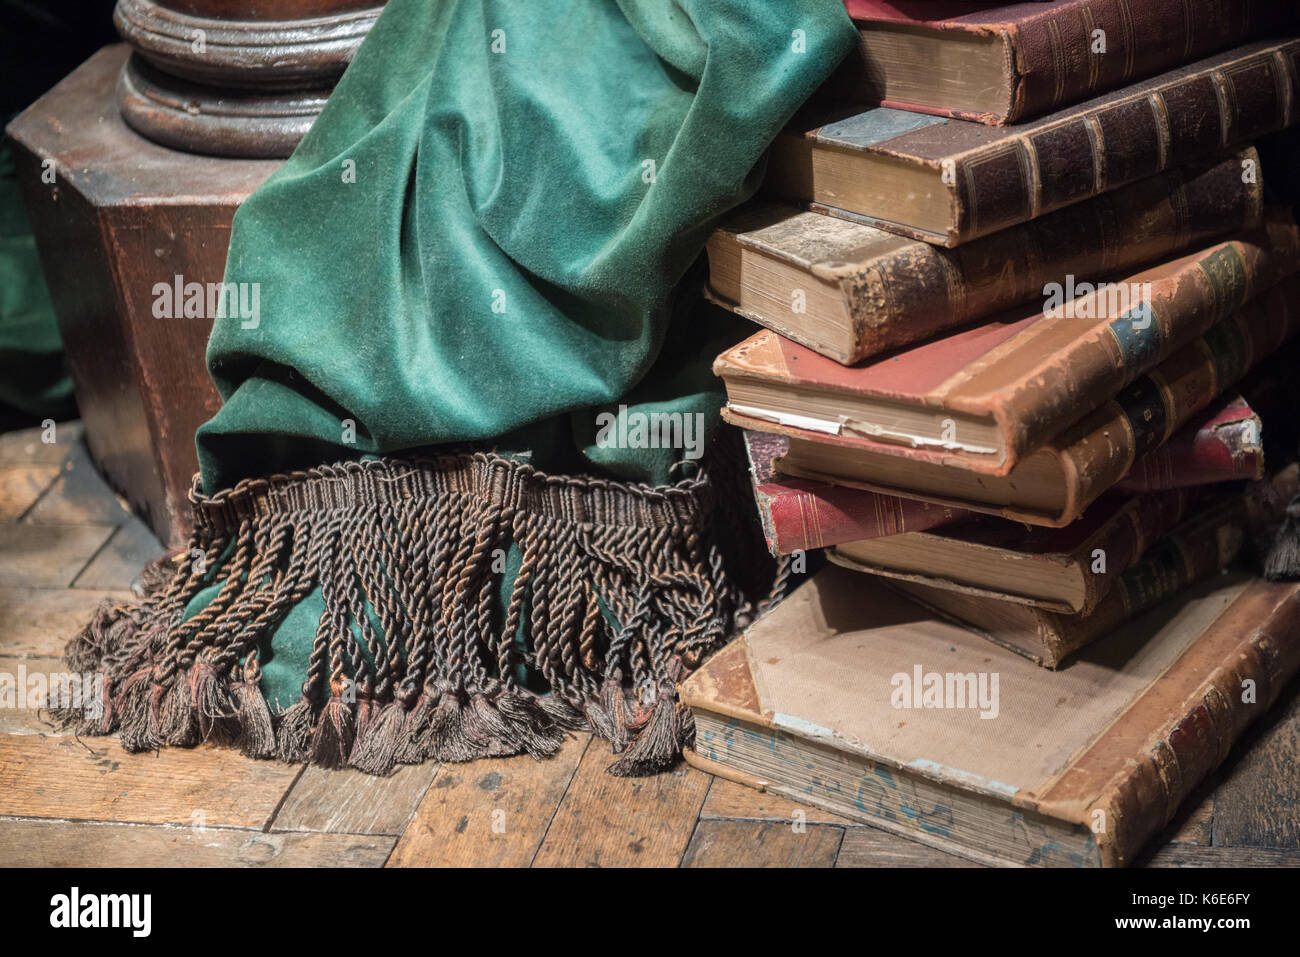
left=114, top=0, right=385, bottom=158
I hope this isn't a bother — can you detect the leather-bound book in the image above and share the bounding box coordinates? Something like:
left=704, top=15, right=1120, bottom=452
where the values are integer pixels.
left=707, top=149, right=1262, bottom=363
left=741, top=430, right=965, bottom=555
left=741, top=386, right=1263, bottom=555
left=884, top=465, right=1299, bottom=667
left=714, top=219, right=1299, bottom=479
left=1114, top=393, right=1264, bottom=493
left=831, top=1, right=1291, bottom=125
left=738, top=276, right=1300, bottom=526
left=680, top=565, right=1300, bottom=866
left=766, top=39, right=1300, bottom=245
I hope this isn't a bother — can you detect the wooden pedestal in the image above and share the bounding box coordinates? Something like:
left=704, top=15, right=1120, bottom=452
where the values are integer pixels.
left=114, top=0, right=384, bottom=158
left=5, top=44, right=281, bottom=546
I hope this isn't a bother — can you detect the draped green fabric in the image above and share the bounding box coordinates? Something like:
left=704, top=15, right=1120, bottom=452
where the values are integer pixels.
left=199, top=0, right=855, bottom=711
left=0, top=144, right=75, bottom=422
left=68, top=0, right=857, bottom=776
left=201, top=0, right=856, bottom=491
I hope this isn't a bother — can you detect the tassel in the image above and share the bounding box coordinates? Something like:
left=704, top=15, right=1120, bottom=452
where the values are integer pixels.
left=193, top=659, right=236, bottom=742
left=309, top=686, right=356, bottom=769
left=159, top=676, right=200, bottom=747
left=607, top=693, right=683, bottom=777
left=275, top=697, right=316, bottom=762
left=1264, top=495, right=1300, bottom=580
left=496, top=691, right=567, bottom=758
left=118, top=676, right=167, bottom=754
left=394, top=694, right=434, bottom=765
left=349, top=700, right=408, bottom=775
left=463, top=692, right=517, bottom=757
left=234, top=682, right=276, bottom=759
left=232, top=652, right=276, bottom=758
left=425, top=691, right=476, bottom=763
left=537, top=693, right=588, bottom=731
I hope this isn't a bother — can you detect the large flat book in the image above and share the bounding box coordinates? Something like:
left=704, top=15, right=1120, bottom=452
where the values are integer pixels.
left=680, top=566, right=1300, bottom=867
left=767, top=39, right=1300, bottom=245
left=850, top=464, right=1300, bottom=666
left=730, top=276, right=1300, bottom=526
left=714, top=222, right=1298, bottom=478
left=834, top=1, right=1289, bottom=125
left=707, top=150, right=1262, bottom=363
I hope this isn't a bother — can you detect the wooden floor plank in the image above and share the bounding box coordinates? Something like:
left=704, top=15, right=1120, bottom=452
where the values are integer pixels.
left=0, top=423, right=80, bottom=468
left=388, top=734, right=587, bottom=867
left=835, top=826, right=983, bottom=867
left=0, top=467, right=60, bottom=521
left=701, top=777, right=860, bottom=827
left=531, top=742, right=710, bottom=868
left=1210, top=683, right=1300, bottom=849
left=1162, top=780, right=1216, bottom=847
left=681, top=819, right=843, bottom=868
left=274, top=762, right=440, bottom=836
left=0, top=736, right=302, bottom=829
left=0, top=819, right=392, bottom=867
left=0, top=655, right=91, bottom=734
left=1145, top=843, right=1300, bottom=867
left=0, top=523, right=116, bottom=588
left=24, top=443, right=132, bottom=527
left=72, top=517, right=163, bottom=590
left=0, top=585, right=133, bottom=657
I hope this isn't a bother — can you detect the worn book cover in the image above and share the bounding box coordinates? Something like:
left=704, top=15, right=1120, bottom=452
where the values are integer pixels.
left=828, top=485, right=1199, bottom=616
left=714, top=219, right=1299, bottom=478
left=707, top=149, right=1262, bottom=363
left=743, top=386, right=1262, bottom=555
left=745, top=276, right=1300, bottom=526
left=834, top=1, right=1288, bottom=125
left=767, top=39, right=1300, bottom=245
left=742, top=429, right=965, bottom=555
left=882, top=464, right=1300, bottom=666
left=680, top=566, right=1300, bottom=866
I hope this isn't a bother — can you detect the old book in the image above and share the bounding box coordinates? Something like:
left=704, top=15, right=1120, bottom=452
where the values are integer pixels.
left=882, top=465, right=1300, bottom=667
left=680, top=565, right=1300, bottom=866
left=828, top=486, right=1198, bottom=616
left=766, top=39, right=1300, bottom=245
left=747, top=276, right=1300, bottom=526
left=706, top=149, right=1263, bottom=363
left=742, top=429, right=965, bottom=555
left=1114, top=393, right=1263, bottom=492
left=833, top=1, right=1288, bottom=125
left=743, top=387, right=1262, bottom=555
left=713, top=221, right=1299, bottom=478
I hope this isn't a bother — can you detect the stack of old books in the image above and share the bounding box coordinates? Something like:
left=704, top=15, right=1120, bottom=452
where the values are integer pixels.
left=684, top=1, right=1300, bottom=867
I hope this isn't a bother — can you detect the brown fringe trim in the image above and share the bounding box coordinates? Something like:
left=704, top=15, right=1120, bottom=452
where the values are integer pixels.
left=61, top=448, right=784, bottom=776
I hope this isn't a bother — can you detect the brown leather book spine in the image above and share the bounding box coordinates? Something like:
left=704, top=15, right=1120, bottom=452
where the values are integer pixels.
left=992, top=223, right=1297, bottom=463
left=1071, top=488, right=1193, bottom=616
left=844, top=149, right=1262, bottom=360
left=1009, top=1, right=1268, bottom=122
left=1044, top=469, right=1298, bottom=663
left=952, top=45, right=1298, bottom=243
left=1055, top=277, right=1300, bottom=520
left=1054, top=581, right=1300, bottom=867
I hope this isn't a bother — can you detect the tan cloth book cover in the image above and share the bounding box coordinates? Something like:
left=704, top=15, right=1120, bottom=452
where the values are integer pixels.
left=680, top=566, right=1300, bottom=867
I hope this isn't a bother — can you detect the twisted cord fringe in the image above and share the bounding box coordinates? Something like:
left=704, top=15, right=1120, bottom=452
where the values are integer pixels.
left=61, top=448, right=781, bottom=776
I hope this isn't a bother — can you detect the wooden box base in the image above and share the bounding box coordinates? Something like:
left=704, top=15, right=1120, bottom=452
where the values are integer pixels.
left=5, top=44, right=281, bottom=546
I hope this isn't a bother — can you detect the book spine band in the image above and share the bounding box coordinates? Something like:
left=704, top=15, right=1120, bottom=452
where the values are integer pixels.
left=1010, top=1, right=1269, bottom=122
left=1115, top=405, right=1263, bottom=492
left=1061, top=275, right=1300, bottom=516
left=846, top=149, right=1261, bottom=360
left=952, top=45, right=1297, bottom=243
